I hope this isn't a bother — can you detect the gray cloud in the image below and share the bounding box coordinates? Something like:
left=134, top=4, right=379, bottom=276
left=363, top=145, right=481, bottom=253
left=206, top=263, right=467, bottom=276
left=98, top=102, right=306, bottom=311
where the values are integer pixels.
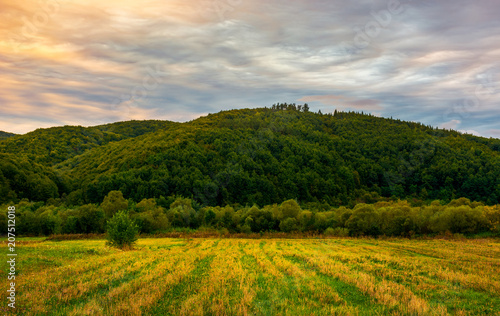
left=1, top=0, right=499, bottom=137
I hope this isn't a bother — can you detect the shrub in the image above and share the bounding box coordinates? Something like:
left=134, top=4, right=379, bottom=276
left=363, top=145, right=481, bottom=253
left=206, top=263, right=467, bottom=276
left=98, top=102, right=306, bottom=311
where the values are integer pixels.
left=78, top=204, right=105, bottom=233
left=279, top=217, right=298, bottom=233
left=430, top=206, right=490, bottom=234
left=238, top=224, right=252, bottom=234
left=101, top=191, right=128, bottom=218
left=101, top=191, right=128, bottom=219
left=168, top=197, right=197, bottom=227
left=345, top=204, right=380, bottom=236
left=324, top=227, right=350, bottom=237
left=133, top=199, right=170, bottom=233
left=484, top=206, right=500, bottom=235
left=279, top=200, right=301, bottom=220
left=61, top=215, right=79, bottom=234
left=39, top=210, right=61, bottom=235
left=245, top=206, right=277, bottom=232
left=106, top=211, right=139, bottom=249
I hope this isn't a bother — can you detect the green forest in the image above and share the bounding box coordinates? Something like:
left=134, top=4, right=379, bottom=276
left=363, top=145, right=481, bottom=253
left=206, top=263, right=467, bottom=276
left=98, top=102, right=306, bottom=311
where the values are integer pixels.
left=0, top=131, right=16, bottom=140
left=1, top=105, right=500, bottom=236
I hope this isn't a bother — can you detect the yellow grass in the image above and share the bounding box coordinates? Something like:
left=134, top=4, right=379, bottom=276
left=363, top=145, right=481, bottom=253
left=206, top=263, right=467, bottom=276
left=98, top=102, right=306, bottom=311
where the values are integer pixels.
left=1, top=237, right=499, bottom=315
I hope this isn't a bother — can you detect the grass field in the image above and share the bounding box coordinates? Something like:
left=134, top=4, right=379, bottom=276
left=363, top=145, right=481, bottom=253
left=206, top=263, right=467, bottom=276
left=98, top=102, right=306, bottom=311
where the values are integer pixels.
left=1, top=237, right=500, bottom=315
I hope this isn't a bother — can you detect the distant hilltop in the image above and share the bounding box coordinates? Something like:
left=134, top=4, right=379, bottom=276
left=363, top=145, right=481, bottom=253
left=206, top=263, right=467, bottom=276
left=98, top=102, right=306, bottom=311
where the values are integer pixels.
left=0, top=106, right=499, bottom=206
left=0, top=131, right=17, bottom=140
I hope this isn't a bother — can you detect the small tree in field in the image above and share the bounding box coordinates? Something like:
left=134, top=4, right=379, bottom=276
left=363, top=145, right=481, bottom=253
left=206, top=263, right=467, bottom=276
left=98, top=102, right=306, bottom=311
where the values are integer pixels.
left=106, top=211, right=139, bottom=250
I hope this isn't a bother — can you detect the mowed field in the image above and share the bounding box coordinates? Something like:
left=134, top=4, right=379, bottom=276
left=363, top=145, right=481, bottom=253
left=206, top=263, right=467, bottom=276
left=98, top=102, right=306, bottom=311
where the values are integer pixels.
left=1, top=238, right=500, bottom=316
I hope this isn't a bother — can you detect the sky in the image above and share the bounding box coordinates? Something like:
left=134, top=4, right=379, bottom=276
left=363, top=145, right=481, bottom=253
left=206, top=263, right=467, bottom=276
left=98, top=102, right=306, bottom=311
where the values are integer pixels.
left=1, top=0, right=500, bottom=138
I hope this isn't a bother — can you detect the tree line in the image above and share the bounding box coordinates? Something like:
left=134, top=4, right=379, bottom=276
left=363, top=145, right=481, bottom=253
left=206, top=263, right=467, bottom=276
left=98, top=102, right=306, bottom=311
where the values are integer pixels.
left=1, top=107, right=499, bottom=208
left=2, top=192, right=499, bottom=237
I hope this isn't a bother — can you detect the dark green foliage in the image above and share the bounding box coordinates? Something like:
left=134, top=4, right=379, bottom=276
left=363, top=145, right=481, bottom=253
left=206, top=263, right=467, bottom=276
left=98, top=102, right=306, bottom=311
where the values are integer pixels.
left=279, top=218, right=299, bottom=233
left=132, top=198, right=170, bottom=233
left=78, top=204, right=105, bottom=233
left=1, top=107, right=500, bottom=238
left=168, top=197, right=197, bottom=227
left=5, top=197, right=500, bottom=237
left=0, top=131, right=16, bottom=140
left=101, top=190, right=128, bottom=219
left=43, top=107, right=497, bottom=207
left=245, top=205, right=277, bottom=232
left=0, top=120, right=175, bottom=166
left=106, top=210, right=139, bottom=249
left=279, top=200, right=302, bottom=220
left=345, top=204, right=381, bottom=236
left=17, top=208, right=41, bottom=235
left=38, top=207, right=61, bottom=235
left=0, top=121, right=173, bottom=204
left=0, top=153, right=65, bottom=204
left=61, top=215, right=80, bottom=234
left=429, top=206, right=490, bottom=234
left=379, top=206, right=416, bottom=236
left=204, top=209, right=216, bottom=226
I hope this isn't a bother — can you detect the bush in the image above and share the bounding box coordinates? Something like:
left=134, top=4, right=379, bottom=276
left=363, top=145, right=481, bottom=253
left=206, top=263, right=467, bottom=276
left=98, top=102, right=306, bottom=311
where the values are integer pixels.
left=279, top=200, right=301, bottom=220
left=106, top=211, right=139, bottom=249
left=279, top=217, right=298, bottom=233
left=324, top=227, right=350, bottom=237
left=345, top=204, right=380, bottom=236
left=430, top=206, right=490, bottom=234
left=78, top=204, right=105, bottom=233
left=133, top=199, right=170, bottom=233
left=101, top=191, right=128, bottom=219
left=238, top=224, right=252, bottom=234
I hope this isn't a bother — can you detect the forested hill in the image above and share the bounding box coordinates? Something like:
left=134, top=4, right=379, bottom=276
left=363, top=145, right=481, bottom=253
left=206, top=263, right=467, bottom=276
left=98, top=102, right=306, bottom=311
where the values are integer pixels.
left=0, top=120, right=177, bottom=165
left=1, top=106, right=499, bottom=206
left=0, top=131, right=16, bottom=140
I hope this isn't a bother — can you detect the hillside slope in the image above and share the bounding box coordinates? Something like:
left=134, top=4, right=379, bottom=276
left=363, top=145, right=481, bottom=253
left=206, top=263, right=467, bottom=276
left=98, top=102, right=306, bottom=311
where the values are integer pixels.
left=51, top=107, right=500, bottom=206
left=0, top=153, right=67, bottom=202
left=0, top=120, right=177, bottom=166
left=0, top=131, right=16, bottom=140
left=0, top=120, right=177, bottom=203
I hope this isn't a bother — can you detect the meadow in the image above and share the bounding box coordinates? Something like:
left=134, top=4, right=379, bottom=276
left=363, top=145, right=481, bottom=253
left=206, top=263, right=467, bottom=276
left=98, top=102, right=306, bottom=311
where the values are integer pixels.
left=1, top=237, right=500, bottom=315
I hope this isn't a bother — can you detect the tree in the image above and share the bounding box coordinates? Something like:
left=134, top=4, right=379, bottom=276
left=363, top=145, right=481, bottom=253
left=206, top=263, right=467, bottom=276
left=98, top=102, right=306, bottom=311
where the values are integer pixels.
left=78, top=204, right=105, bottom=233
left=133, top=198, right=170, bottom=233
left=38, top=208, right=61, bottom=235
left=279, top=217, right=298, bottom=232
left=345, top=204, right=380, bottom=236
left=204, top=209, right=216, bottom=226
left=168, top=197, right=197, bottom=227
left=106, top=211, right=139, bottom=249
left=279, top=200, right=301, bottom=220
left=101, top=190, right=128, bottom=219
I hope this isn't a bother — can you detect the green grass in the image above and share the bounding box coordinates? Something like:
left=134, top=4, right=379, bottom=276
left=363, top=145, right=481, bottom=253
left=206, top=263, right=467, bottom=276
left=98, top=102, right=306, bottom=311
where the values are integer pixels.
left=1, top=237, right=499, bottom=315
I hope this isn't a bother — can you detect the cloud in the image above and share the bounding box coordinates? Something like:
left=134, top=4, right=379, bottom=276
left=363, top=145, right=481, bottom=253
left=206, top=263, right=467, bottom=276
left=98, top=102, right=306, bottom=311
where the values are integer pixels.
left=458, top=130, right=482, bottom=137
left=485, top=129, right=500, bottom=138
left=440, top=120, right=461, bottom=130
left=298, top=95, right=383, bottom=111
left=0, top=0, right=499, bottom=139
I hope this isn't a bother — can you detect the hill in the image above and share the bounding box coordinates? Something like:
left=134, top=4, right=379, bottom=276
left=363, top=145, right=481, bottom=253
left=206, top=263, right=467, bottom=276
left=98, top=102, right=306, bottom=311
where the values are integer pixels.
left=1, top=106, right=499, bottom=206
left=0, top=131, right=16, bottom=140
left=0, top=120, right=177, bottom=166
left=0, top=120, right=176, bottom=203
left=0, top=153, right=66, bottom=202
left=60, top=107, right=500, bottom=206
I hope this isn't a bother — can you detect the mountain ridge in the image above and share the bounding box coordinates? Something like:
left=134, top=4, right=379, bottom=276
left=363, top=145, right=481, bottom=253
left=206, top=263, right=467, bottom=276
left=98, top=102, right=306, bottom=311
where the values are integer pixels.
left=0, top=131, right=17, bottom=140
left=0, top=120, right=177, bottom=165
left=1, top=107, right=499, bottom=206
